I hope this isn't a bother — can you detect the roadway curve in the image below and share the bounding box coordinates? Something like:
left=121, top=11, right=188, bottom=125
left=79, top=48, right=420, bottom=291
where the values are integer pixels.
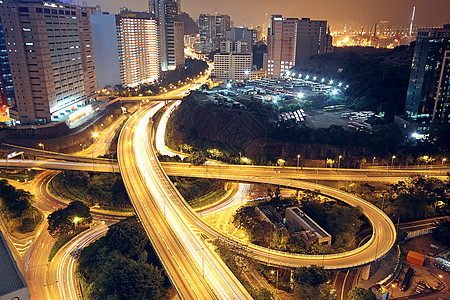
left=118, top=103, right=252, bottom=299
left=116, top=102, right=397, bottom=298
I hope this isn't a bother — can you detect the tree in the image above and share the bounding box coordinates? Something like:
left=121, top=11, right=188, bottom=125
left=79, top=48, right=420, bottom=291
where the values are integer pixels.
left=0, top=180, right=32, bottom=218
left=348, top=287, right=376, bottom=300
left=106, top=217, right=148, bottom=259
left=187, top=151, right=207, bottom=165
left=433, top=221, right=450, bottom=246
left=77, top=217, right=168, bottom=300
left=293, top=283, right=335, bottom=300
left=254, top=288, right=274, bottom=300
left=293, top=265, right=329, bottom=287
left=91, top=254, right=166, bottom=300
left=47, top=201, right=92, bottom=237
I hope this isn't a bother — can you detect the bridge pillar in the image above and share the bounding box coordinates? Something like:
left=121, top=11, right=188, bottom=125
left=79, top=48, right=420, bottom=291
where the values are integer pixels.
left=361, top=264, right=371, bottom=280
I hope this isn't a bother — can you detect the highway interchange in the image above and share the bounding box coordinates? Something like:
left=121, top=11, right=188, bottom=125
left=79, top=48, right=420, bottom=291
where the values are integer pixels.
left=1, top=68, right=448, bottom=299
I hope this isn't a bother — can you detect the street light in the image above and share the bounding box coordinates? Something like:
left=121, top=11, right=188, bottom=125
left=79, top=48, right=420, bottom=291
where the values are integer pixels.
left=443, top=158, right=447, bottom=166
left=372, top=156, right=376, bottom=167
left=297, top=154, right=301, bottom=170
left=92, top=131, right=99, bottom=138
left=338, top=155, right=342, bottom=169
left=391, top=155, right=396, bottom=168
left=38, top=143, right=44, bottom=151
left=271, top=269, right=279, bottom=295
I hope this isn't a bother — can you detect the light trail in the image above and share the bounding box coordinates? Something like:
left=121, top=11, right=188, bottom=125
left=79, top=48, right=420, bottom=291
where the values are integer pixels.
left=118, top=103, right=252, bottom=299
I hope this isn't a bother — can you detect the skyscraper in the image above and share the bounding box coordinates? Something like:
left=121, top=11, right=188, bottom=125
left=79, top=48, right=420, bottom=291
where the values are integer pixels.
left=90, top=11, right=161, bottom=88
left=155, top=0, right=184, bottom=71
left=266, top=15, right=331, bottom=78
left=0, top=0, right=97, bottom=125
left=266, top=15, right=298, bottom=78
left=198, top=14, right=231, bottom=53
left=405, top=24, right=450, bottom=132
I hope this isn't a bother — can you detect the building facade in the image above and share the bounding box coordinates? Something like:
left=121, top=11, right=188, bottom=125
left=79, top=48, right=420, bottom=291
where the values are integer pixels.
left=266, top=15, right=331, bottom=78
left=266, top=16, right=298, bottom=78
left=155, top=0, right=184, bottom=71
left=197, top=13, right=230, bottom=53
left=405, top=24, right=450, bottom=131
left=212, top=52, right=252, bottom=81
left=0, top=0, right=97, bottom=125
left=90, top=12, right=160, bottom=88
left=220, top=27, right=255, bottom=54
left=89, top=12, right=121, bottom=88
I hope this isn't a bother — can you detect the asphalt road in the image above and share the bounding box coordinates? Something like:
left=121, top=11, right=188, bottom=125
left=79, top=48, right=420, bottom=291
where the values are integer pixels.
left=118, top=102, right=252, bottom=299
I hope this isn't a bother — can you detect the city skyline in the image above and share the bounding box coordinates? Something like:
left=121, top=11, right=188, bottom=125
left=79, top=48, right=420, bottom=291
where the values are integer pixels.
left=86, top=0, right=449, bottom=28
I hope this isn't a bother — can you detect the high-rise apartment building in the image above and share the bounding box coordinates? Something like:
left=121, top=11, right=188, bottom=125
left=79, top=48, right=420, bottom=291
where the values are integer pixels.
left=90, top=11, right=160, bottom=88
left=266, top=15, right=331, bottom=78
left=220, top=27, right=255, bottom=54
left=225, top=27, right=254, bottom=46
left=295, top=18, right=329, bottom=62
left=266, top=16, right=298, bottom=78
left=405, top=24, right=450, bottom=131
left=198, top=13, right=231, bottom=53
left=212, top=53, right=252, bottom=81
left=0, top=0, right=97, bottom=125
left=155, top=0, right=184, bottom=71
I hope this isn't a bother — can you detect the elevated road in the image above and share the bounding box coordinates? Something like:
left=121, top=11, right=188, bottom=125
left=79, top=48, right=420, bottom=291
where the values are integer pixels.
left=3, top=105, right=398, bottom=298
left=116, top=102, right=396, bottom=284
left=118, top=103, right=252, bottom=299
left=2, top=159, right=448, bottom=184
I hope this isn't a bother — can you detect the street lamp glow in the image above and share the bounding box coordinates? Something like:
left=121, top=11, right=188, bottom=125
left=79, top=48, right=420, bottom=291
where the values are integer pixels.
left=329, top=80, right=334, bottom=84
left=38, top=143, right=44, bottom=150
left=297, top=92, right=304, bottom=99
left=285, top=71, right=291, bottom=76
left=73, top=217, right=80, bottom=224
left=321, top=78, right=325, bottom=82
left=313, top=76, right=317, bottom=81
left=92, top=132, right=99, bottom=138
left=305, top=75, right=309, bottom=80
left=331, top=89, right=339, bottom=95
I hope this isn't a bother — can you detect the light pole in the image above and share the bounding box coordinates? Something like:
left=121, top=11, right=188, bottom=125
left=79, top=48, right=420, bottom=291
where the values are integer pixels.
left=297, top=154, right=300, bottom=170
left=38, top=143, right=44, bottom=151
left=391, top=155, right=396, bottom=168
left=195, top=245, right=211, bottom=278
left=271, top=269, right=279, bottom=296
left=338, top=155, right=342, bottom=169
left=442, top=158, right=447, bottom=166
left=372, top=156, right=376, bottom=167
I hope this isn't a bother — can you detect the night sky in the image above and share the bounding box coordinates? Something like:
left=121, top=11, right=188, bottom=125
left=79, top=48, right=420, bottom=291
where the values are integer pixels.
left=86, top=0, right=449, bottom=29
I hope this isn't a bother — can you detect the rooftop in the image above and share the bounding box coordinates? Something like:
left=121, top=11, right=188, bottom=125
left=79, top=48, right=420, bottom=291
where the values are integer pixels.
left=287, top=207, right=331, bottom=239
left=0, top=230, right=27, bottom=297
